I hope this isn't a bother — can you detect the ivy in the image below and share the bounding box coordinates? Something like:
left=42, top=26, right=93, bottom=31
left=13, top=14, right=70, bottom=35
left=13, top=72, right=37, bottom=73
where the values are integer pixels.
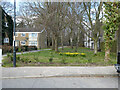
left=103, top=2, right=120, bottom=50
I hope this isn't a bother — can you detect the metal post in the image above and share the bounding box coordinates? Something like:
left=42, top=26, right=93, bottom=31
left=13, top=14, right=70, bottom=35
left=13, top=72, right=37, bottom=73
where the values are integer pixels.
left=13, top=0, right=16, bottom=67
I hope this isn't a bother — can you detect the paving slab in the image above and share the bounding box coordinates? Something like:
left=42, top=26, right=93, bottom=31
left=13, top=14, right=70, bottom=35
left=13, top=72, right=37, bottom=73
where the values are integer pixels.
left=2, top=66, right=119, bottom=79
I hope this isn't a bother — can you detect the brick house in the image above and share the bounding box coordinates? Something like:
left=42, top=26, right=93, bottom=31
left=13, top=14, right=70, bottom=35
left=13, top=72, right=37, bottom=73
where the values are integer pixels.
left=1, top=6, right=13, bottom=46
left=14, top=28, right=47, bottom=49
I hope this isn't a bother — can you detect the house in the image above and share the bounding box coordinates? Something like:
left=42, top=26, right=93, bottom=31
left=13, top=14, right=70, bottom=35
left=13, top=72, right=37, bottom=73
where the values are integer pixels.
left=84, top=30, right=104, bottom=50
left=1, top=6, right=13, bottom=46
left=14, top=28, right=47, bottom=49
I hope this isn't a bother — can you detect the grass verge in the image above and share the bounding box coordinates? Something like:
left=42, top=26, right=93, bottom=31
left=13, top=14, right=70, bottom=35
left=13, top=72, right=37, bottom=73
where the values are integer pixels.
left=2, top=47, right=117, bottom=67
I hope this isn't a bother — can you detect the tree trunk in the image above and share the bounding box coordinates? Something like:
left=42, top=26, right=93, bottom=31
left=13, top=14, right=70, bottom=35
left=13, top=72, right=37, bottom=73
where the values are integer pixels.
left=61, top=31, right=64, bottom=50
left=55, top=36, right=58, bottom=52
left=75, top=31, right=80, bottom=52
left=48, top=31, right=51, bottom=48
left=105, top=40, right=110, bottom=61
left=47, top=35, right=51, bottom=48
left=70, top=37, right=73, bottom=49
left=105, top=48, right=110, bottom=61
left=52, top=35, right=55, bottom=50
left=94, top=40, right=97, bottom=55
left=75, top=40, right=78, bottom=52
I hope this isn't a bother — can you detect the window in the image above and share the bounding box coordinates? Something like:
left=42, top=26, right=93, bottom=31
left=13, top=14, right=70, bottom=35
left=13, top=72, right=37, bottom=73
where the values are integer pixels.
left=29, top=41, right=37, bottom=46
left=15, top=33, right=18, bottom=37
left=21, top=33, right=26, bottom=37
left=29, top=33, right=37, bottom=37
left=21, top=41, right=26, bottom=45
left=5, top=22, right=8, bottom=27
left=4, top=38, right=9, bottom=43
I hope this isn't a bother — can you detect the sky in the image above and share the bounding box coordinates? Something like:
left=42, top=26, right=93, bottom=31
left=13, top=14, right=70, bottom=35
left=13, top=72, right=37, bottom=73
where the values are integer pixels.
left=9, top=0, right=20, bottom=11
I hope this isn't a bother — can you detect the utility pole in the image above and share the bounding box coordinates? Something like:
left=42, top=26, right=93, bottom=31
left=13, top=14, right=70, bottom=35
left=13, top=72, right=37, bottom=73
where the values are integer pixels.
left=13, top=0, right=16, bottom=67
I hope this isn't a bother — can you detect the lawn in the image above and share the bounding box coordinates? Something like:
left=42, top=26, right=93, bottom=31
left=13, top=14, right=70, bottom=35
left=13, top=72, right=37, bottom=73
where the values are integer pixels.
left=2, top=47, right=117, bottom=67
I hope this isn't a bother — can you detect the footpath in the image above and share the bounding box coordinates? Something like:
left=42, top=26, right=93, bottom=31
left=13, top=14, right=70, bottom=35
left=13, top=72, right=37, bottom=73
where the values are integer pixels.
left=2, top=66, right=119, bottom=79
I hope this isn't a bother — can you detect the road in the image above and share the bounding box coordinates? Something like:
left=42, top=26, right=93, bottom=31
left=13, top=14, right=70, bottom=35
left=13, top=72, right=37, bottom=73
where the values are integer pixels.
left=2, top=77, right=118, bottom=88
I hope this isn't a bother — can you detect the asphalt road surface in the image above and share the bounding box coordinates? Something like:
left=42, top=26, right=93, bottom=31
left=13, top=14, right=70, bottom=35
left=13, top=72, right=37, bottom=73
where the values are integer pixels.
left=2, top=77, right=119, bottom=88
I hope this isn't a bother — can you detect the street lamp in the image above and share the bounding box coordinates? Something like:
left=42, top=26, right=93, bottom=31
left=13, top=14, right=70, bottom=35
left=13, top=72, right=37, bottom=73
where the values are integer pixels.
left=13, top=0, right=16, bottom=67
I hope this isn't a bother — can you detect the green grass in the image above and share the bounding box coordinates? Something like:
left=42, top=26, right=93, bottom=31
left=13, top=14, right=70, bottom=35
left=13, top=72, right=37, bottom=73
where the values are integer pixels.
left=2, top=47, right=117, bottom=67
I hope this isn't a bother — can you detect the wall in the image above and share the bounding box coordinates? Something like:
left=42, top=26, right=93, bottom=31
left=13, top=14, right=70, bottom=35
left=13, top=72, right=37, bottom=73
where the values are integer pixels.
left=38, top=31, right=47, bottom=49
left=15, top=33, right=29, bottom=46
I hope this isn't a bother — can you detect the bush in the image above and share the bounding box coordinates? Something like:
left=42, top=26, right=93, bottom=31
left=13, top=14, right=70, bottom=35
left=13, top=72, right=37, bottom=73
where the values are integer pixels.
left=49, top=57, right=53, bottom=63
left=2, top=45, right=13, bottom=54
left=21, top=46, right=37, bottom=51
left=61, top=57, right=66, bottom=64
left=49, top=52, right=54, bottom=63
left=7, top=53, right=10, bottom=57
left=3, top=45, right=38, bottom=54
left=18, top=48, right=21, bottom=52
left=33, top=55, right=39, bottom=62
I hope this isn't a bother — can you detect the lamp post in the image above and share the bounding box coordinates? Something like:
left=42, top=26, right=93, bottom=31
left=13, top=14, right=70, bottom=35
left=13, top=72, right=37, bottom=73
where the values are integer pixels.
left=13, top=0, right=16, bottom=67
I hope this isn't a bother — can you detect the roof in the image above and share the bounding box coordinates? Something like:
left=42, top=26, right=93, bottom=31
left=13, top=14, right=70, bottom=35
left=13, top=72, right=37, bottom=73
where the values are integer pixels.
left=16, top=28, right=44, bottom=32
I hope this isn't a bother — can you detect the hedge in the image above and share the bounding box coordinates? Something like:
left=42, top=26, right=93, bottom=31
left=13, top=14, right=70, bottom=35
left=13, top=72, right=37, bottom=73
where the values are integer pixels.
left=2, top=45, right=37, bottom=54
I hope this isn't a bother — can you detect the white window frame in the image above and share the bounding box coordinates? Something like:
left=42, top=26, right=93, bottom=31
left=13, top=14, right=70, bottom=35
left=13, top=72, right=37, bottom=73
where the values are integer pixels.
left=5, top=22, right=8, bottom=27
left=29, top=41, right=37, bottom=46
left=21, top=33, right=26, bottom=37
left=15, top=33, right=18, bottom=37
left=29, top=33, right=37, bottom=37
left=21, top=41, right=26, bottom=45
left=4, top=38, right=9, bottom=43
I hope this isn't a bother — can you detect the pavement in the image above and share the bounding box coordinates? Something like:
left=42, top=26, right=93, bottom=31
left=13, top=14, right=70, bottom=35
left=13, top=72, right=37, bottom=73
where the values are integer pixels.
left=2, top=77, right=118, bottom=88
left=2, top=66, right=119, bottom=79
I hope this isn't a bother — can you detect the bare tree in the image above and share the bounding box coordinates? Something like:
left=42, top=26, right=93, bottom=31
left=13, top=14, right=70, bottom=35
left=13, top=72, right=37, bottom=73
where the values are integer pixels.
left=0, top=2, right=13, bottom=15
left=69, top=2, right=103, bottom=54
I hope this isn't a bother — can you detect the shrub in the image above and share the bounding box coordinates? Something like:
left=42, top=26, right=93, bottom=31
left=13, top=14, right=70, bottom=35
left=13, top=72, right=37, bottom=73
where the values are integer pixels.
left=18, top=48, right=21, bottom=52
left=80, top=53, right=86, bottom=57
left=49, top=57, right=53, bottom=63
left=10, top=54, right=13, bottom=61
left=61, top=57, right=66, bottom=64
left=2, top=45, right=13, bottom=54
left=33, top=55, right=39, bottom=62
left=7, top=53, right=10, bottom=58
left=16, top=56, right=20, bottom=61
left=49, top=52, right=54, bottom=63
left=2, top=45, right=37, bottom=54
left=88, top=58, right=92, bottom=63
left=21, top=58, right=29, bottom=63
